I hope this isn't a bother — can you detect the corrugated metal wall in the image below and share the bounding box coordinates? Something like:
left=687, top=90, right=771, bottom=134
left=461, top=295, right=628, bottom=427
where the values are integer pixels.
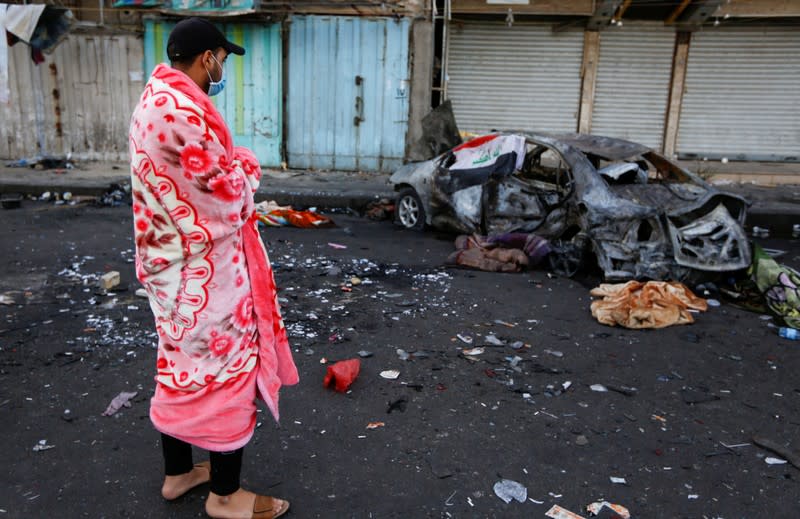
left=144, top=20, right=283, bottom=167
left=0, top=32, right=144, bottom=161
left=287, top=15, right=411, bottom=172
left=591, top=25, right=675, bottom=149
left=446, top=22, right=584, bottom=134
left=677, top=27, right=800, bottom=161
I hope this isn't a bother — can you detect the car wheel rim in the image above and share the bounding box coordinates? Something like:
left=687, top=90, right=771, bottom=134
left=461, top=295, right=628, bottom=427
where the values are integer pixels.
left=399, top=196, right=419, bottom=227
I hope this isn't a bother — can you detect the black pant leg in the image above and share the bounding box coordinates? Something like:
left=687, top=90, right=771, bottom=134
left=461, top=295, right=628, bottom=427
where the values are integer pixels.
left=161, top=433, right=194, bottom=476
left=209, top=448, right=244, bottom=496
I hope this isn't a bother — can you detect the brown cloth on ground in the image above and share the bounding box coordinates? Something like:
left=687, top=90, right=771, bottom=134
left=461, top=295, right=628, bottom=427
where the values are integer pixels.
left=590, top=280, right=708, bottom=329
left=446, top=234, right=528, bottom=273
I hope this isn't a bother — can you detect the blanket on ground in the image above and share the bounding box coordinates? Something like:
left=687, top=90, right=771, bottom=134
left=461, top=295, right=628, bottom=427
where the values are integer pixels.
left=590, top=280, right=708, bottom=329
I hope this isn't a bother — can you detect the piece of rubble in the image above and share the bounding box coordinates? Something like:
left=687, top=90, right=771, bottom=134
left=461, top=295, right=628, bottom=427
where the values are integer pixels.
left=98, top=271, right=121, bottom=290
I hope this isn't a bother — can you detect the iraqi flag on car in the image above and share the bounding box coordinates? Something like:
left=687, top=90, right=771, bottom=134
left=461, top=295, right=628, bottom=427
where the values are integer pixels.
left=449, top=134, right=526, bottom=177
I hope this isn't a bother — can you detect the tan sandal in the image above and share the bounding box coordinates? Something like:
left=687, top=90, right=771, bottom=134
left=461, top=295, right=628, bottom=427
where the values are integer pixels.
left=252, top=495, right=289, bottom=519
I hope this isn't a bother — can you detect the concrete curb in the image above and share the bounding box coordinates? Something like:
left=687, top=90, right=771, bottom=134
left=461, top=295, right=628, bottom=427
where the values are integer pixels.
left=0, top=176, right=395, bottom=211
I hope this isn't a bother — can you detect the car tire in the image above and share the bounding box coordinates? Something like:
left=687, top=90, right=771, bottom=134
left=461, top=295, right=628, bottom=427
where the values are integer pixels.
left=395, top=187, right=426, bottom=231
left=548, top=233, right=588, bottom=278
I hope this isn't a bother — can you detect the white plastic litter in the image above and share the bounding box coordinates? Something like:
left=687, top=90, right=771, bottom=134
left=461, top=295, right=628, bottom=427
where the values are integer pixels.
left=493, top=479, right=527, bottom=504
left=380, top=370, right=400, bottom=380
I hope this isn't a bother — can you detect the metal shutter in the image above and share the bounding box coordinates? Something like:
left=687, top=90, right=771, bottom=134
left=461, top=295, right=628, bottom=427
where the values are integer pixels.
left=591, top=25, right=675, bottom=149
left=446, top=21, right=584, bottom=134
left=677, top=27, right=800, bottom=161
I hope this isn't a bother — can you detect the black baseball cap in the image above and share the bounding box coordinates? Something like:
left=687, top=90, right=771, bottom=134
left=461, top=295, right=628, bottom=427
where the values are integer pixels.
left=167, top=17, right=245, bottom=61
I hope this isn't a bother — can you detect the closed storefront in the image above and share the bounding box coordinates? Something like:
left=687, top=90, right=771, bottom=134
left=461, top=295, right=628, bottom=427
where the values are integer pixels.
left=286, top=15, right=411, bottom=172
left=446, top=22, right=584, bottom=134
left=677, top=26, right=800, bottom=161
left=591, top=25, right=675, bottom=149
left=1, top=32, right=144, bottom=161
left=144, top=20, right=283, bottom=166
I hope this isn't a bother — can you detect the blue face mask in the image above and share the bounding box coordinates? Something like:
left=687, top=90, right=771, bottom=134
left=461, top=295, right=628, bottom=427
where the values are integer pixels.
left=206, top=54, right=226, bottom=96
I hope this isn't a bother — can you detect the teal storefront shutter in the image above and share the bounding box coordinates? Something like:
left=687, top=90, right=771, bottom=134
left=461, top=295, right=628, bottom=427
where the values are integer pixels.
left=287, top=15, right=411, bottom=172
left=143, top=19, right=282, bottom=167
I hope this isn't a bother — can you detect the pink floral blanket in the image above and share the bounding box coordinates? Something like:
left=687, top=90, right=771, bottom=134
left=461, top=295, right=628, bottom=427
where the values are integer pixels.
left=129, top=64, right=298, bottom=451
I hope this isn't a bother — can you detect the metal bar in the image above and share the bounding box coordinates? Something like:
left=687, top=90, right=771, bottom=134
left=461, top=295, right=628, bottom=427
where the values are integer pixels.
left=665, top=0, right=692, bottom=25
left=616, top=0, right=633, bottom=21
left=441, top=0, right=451, bottom=101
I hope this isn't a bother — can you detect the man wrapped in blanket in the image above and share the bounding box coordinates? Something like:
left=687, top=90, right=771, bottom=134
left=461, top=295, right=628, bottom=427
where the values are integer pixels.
left=129, top=17, right=297, bottom=519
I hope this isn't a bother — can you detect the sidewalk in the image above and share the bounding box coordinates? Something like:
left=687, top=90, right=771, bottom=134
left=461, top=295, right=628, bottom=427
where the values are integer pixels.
left=0, top=161, right=395, bottom=210
left=1, top=160, right=799, bottom=234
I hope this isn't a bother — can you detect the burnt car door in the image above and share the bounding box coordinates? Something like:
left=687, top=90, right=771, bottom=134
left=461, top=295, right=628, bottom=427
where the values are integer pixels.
left=482, top=143, right=573, bottom=236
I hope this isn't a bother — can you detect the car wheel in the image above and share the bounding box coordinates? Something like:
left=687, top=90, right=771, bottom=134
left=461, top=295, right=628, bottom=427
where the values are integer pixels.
left=548, top=233, right=588, bottom=278
left=395, top=187, right=426, bottom=231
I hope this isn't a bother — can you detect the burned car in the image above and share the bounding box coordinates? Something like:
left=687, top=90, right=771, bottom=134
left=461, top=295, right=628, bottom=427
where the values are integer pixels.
left=390, top=133, right=752, bottom=281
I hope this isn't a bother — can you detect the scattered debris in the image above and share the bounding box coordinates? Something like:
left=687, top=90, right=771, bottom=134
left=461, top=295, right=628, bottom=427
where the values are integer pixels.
left=752, top=435, right=800, bottom=469
left=456, top=334, right=473, bottom=344
left=493, top=479, right=527, bottom=504
left=386, top=397, right=407, bottom=413
left=765, top=457, right=788, bottom=465
left=101, top=391, right=138, bottom=416
left=366, top=422, right=385, bottom=430
left=586, top=501, right=630, bottom=518
left=97, top=182, right=130, bottom=207
left=135, top=288, right=148, bottom=298
left=0, top=193, right=23, bottom=210
left=255, top=201, right=334, bottom=228
left=98, top=271, right=121, bottom=290
left=323, top=359, right=361, bottom=393
left=681, top=386, right=720, bottom=404
left=32, top=439, right=55, bottom=452
left=380, top=370, right=400, bottom=380
left=328, top=243, right=348, bottom=250
left=365, top=198, right=395, bottom=221
left=485, top=334, right=504, bottom=346
left=609, top=476, right=627, bottom=485
left=606, top=384, right=638, bottom=397
left=590, top=384, right=608, bottom=393
left=546, top=504, right=587, bottom=519
left=462, top=347, right=485, bottom=357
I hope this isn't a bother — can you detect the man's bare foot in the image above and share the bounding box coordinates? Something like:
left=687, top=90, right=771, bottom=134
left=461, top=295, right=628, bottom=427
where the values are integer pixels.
left=161, top=462, right=211, bottom=500
left=206, top=488, right=289, bottom=519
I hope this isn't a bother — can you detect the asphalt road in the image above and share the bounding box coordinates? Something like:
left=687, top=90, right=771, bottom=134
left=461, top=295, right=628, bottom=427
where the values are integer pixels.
left=1, top=202, right=799, bottom=518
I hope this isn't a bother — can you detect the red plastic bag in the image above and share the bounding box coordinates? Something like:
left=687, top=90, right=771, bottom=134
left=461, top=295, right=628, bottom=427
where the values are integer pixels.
left=323, top=359, right=361, bottom=393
